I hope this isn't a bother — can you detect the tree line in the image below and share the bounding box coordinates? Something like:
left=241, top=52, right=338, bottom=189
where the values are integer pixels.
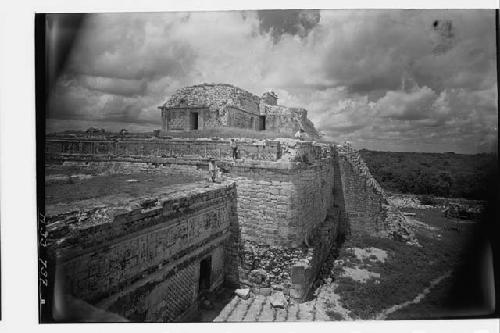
left=359, top=150, right=498, bottom=200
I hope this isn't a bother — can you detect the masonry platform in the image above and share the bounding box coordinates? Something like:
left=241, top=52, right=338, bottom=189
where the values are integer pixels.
left=44, top=133, right=415, bottom=322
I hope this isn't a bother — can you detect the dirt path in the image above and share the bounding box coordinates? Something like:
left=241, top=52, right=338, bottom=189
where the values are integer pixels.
left=374, top=271, right=452, bottom=320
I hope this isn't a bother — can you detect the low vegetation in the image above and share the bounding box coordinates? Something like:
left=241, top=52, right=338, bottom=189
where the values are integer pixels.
left=359, top=150, right=497, bottom=200
left=331, top=207, right=478, bottom=319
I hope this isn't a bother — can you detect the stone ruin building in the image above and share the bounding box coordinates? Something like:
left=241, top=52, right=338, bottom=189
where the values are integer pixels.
left=43, top=83, right=414, bottom=322
left=158, top=84, right=320, bottom=139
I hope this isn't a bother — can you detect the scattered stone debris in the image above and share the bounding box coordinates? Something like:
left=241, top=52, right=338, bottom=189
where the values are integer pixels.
left=235, top=288, right=250, bottom=300
left=382, top=204, right=420, bottom=246
left=269, top=291, right=288, bottom=309
left=350, top=247, right=388, bottom=263
left=405, top=216, right=439, bottom=232
left=271, top=283, right=284, bottom=291
left=341, top=266, right=380, bottom=283
left=45, top=173, right=94, bottom=184
left=443, top=203, right=482, bottom=221
left=314, top=283, right=353, bottom=321
left=388, top=194, right=435, bottom=209
left=241, top=241, right=312, bottom=290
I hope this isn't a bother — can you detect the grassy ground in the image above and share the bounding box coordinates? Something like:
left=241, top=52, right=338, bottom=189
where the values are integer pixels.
left=45, top=172, right=203, bottom=205
left=330, top=206, right=480, bottom=320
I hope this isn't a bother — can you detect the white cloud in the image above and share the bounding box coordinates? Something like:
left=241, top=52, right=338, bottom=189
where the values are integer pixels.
left=47, top=10, right=498, bottom=153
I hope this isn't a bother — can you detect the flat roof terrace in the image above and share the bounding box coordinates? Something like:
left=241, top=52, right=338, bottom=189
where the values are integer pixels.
left=45, top=171, right=204, bottom=206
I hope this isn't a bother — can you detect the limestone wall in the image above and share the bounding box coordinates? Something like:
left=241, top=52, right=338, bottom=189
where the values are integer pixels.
left=46, top=137, right=336, bottom=247
left=334, top=143, right=388, bottom=236
left=334, top=143, right=416, bottom=243
left=165, top=107, right=215, bottom=131
left=160, top=83, right=322, bottom=138
left=227, top=106, right=258, bottom=130
left=163, top=84, right=261, bottom=120
left=226, top=158, right=335, bottom=247
left=46, top=138, right=282, bottom=162
left=47, top=181, right=239, bottom=322
left=259, top=105, right=321, bottom=140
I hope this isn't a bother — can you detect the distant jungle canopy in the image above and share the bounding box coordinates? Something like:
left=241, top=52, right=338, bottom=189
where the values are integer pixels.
left=359, top=150, right=498, bottom=200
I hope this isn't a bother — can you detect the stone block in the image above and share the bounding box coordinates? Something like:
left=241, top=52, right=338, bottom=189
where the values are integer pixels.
left=270, top=291, right=287, bottom=309
left=290, top=264, right=306, bottom=284
left=235, top=288, right=250, bottom=299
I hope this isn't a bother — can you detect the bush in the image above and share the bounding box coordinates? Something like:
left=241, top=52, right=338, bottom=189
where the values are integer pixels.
left=420, top=195, right=437, bottom=206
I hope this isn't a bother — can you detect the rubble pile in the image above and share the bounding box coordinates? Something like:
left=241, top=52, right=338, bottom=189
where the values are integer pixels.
left=382, top=204, right=420, bottom=246
left=388, top=195, right=435, bottom=209
left=443, top=202, right=483, bottom=221
left=240, top=241, right=313, bottom=290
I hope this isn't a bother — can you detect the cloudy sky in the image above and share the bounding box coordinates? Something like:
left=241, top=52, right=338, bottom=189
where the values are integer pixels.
left=46, top=10, right=497, bottom=153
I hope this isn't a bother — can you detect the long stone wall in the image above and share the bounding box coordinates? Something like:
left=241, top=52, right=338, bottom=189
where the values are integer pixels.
left=334, top=143, right=388, bottom=236
left=334, top=142, right=416, bottom=243
left=46, top=138, right=282, bottom=162
left=46, top=138, right=412, bottom=246
left=47, top=181, right=239, bottom=322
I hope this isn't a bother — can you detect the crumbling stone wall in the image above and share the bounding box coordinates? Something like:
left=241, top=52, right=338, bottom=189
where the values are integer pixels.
left=162, top=84, right=261, bottom=131
left=334, top=142, right=415, bottom=243
left=259, top=105, right=321, bottom=140
left=160, top=83, right=321, bottom=139
left=47, top=181, right=239, bottom=322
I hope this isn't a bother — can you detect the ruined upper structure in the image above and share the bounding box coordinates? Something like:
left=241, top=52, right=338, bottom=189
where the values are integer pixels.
left=158, top=83, right=321, bottom=139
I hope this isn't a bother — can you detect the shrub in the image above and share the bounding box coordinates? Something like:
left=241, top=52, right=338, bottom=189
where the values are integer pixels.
left=420, top=195, right=437, bottom=206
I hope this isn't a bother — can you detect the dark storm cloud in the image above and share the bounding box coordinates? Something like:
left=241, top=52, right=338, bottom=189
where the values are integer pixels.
left=257, top=10, right=320, bottom=43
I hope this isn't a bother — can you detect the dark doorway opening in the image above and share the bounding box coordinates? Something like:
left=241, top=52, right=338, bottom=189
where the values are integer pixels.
left=259, top=115, right=266, bottom=130
left=199, top=256, right=212, bottom=292
left=190, top=112, right=199, bottom=130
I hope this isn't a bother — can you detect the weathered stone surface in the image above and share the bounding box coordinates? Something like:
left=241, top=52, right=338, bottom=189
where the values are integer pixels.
left=47, top=181, right=239, bottom=322
left=160, top=83, right=321, bottom=139
left=270, top=291, right=287, bottom=309
left=335, top=142, right=417, bottom=244
left=235, top=288, right=250, bottom=299
left=45, top=131, right=418, bottom=322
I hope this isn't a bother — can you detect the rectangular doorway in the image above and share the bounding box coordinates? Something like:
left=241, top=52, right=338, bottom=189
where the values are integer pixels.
left=259, top=116, right=266, bottom=130
left=190, top=112, right=199, bottom=130
left=199, top=256, right=212, bottom=292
